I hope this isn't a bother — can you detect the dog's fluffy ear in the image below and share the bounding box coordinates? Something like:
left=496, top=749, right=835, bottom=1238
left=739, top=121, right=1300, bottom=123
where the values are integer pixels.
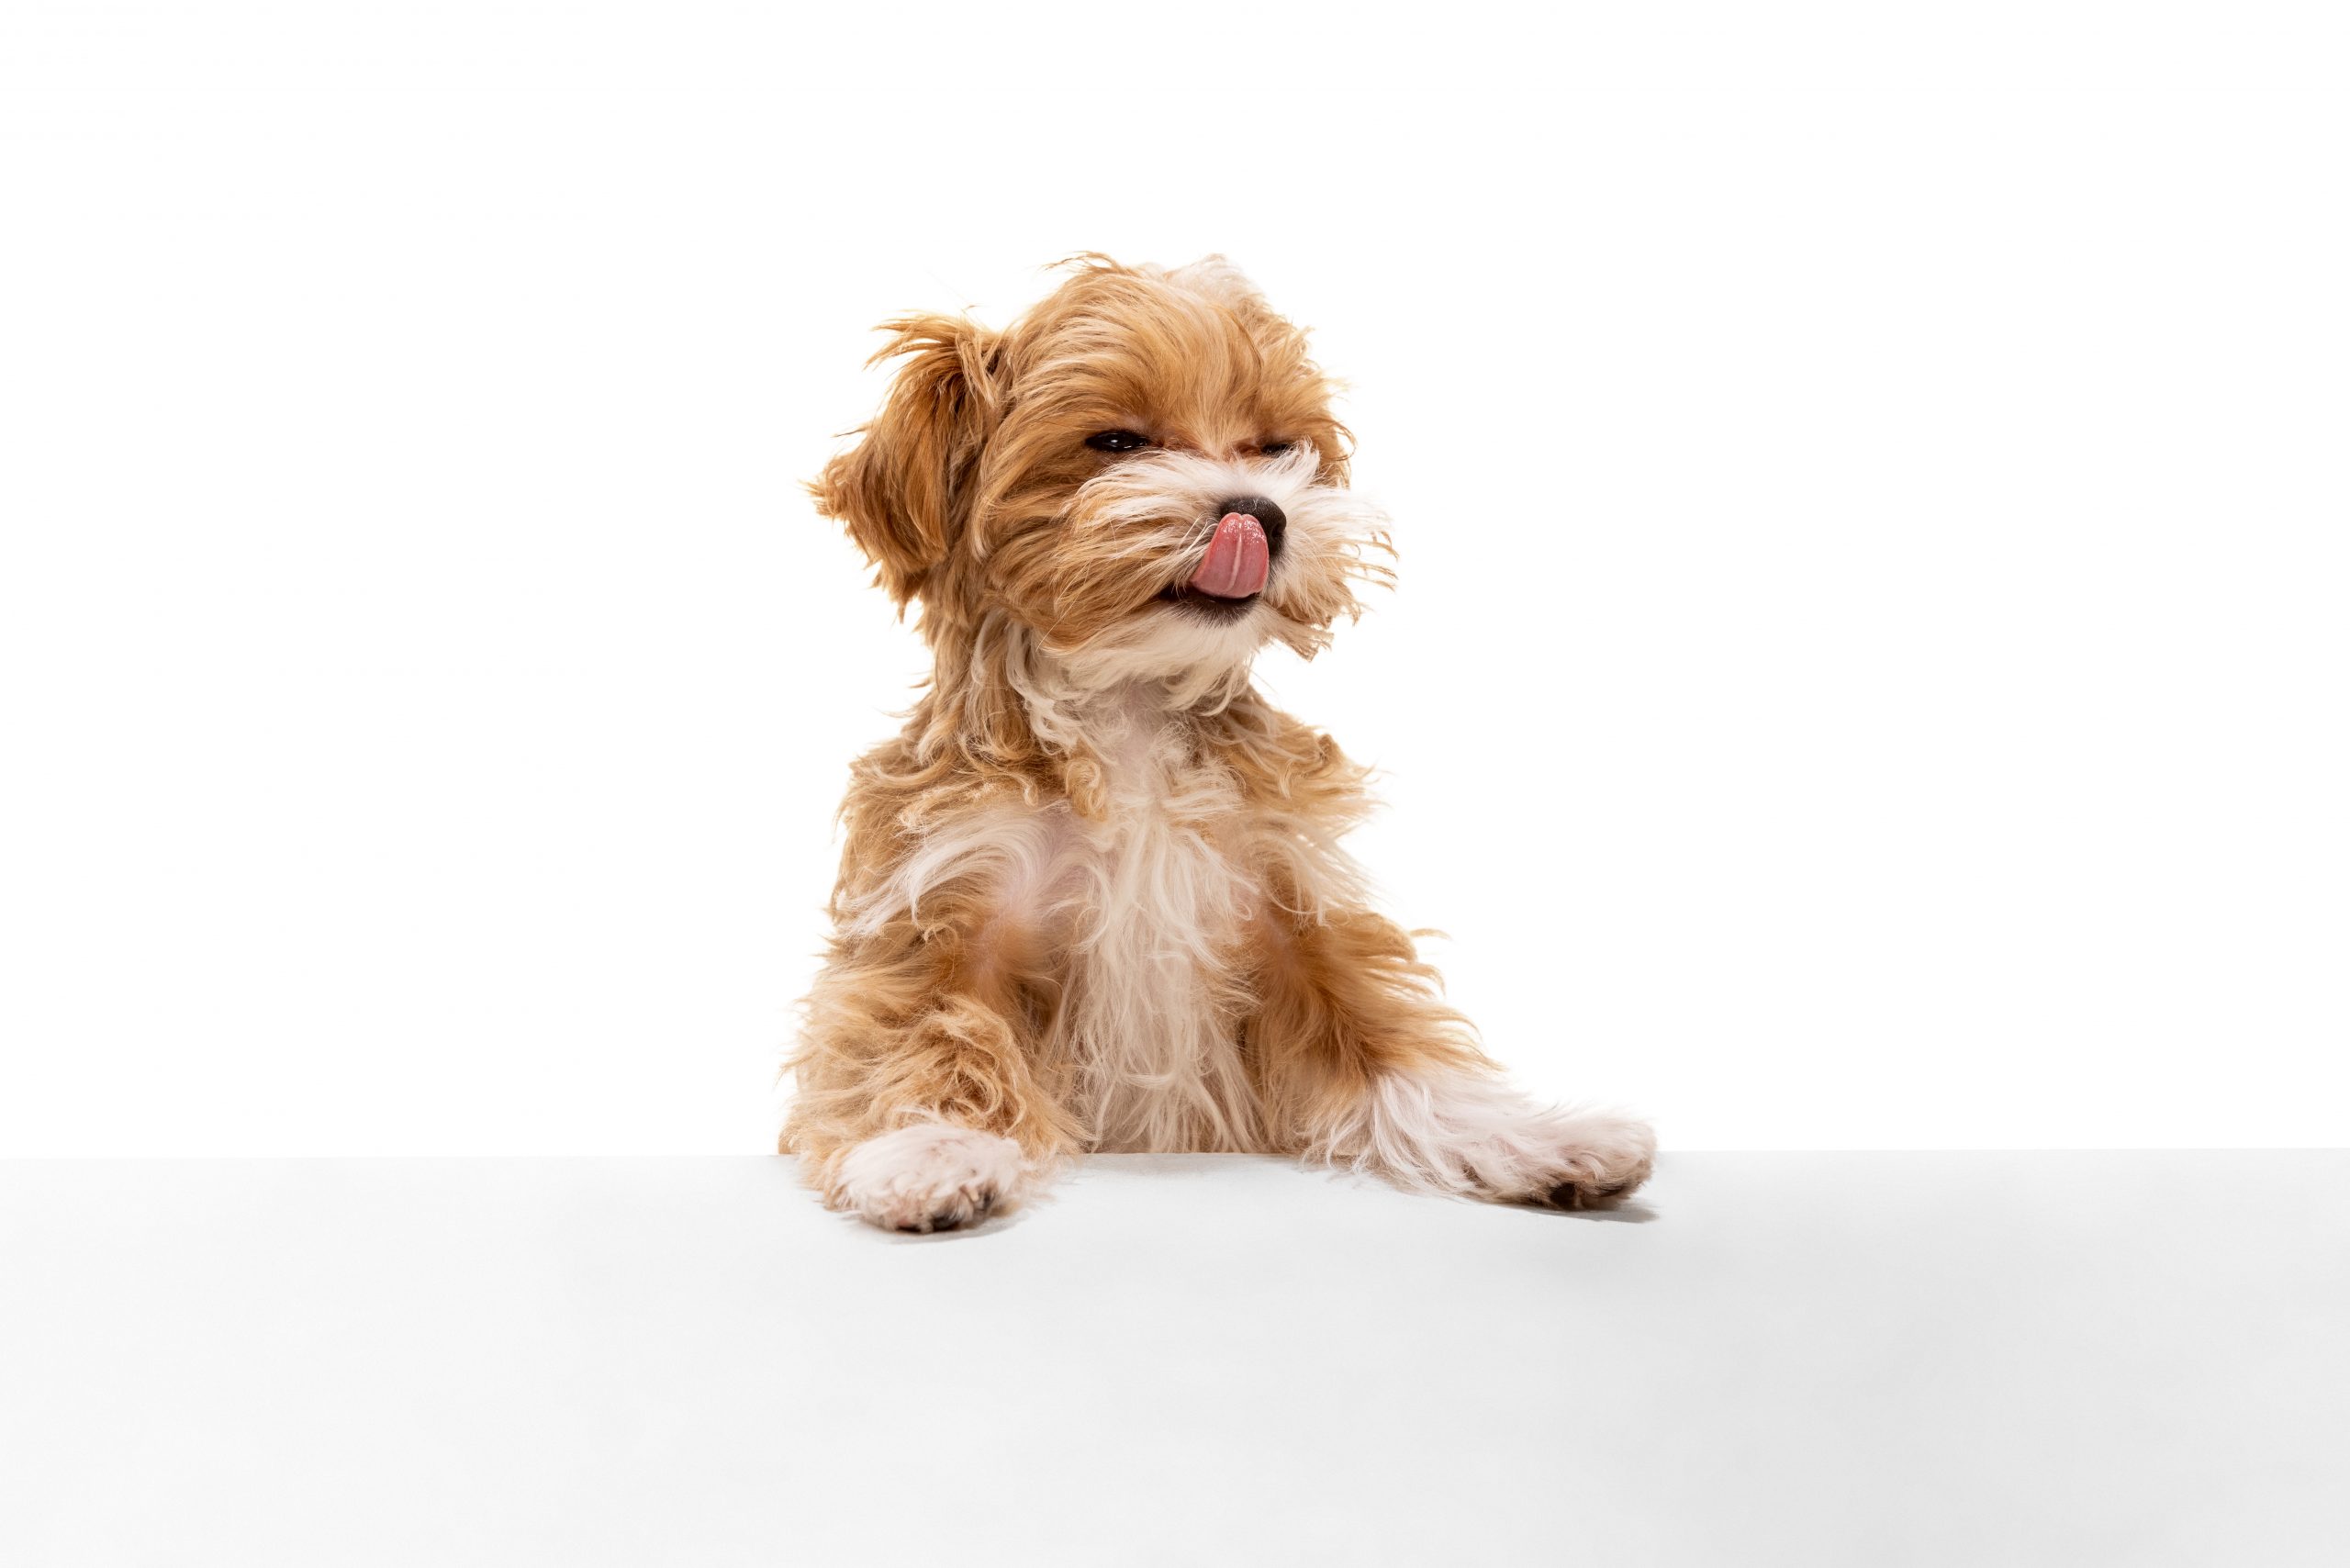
left=812, top=314, right=1001, bottom=610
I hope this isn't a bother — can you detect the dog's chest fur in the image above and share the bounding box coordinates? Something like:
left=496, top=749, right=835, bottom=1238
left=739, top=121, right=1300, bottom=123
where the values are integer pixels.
left=859, top=695, right=1275, bottom=1152
left=1048, top=702, right=1266, bottom=1152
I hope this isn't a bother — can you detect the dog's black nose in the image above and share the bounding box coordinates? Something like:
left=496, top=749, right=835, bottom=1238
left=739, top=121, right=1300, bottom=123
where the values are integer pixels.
left=1220, top=496, right=1287, bottom=558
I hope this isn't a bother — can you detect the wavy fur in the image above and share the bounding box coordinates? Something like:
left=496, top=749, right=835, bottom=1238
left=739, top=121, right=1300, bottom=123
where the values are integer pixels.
left=784, top=256, right=1651, bottom=1230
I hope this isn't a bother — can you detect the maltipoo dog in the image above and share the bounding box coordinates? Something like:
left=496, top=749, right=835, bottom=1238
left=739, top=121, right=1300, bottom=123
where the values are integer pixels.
left=784, top=256, right=1654, bottom=1231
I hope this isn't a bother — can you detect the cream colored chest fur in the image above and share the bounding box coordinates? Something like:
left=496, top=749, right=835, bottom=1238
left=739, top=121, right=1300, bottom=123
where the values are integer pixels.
left=849, top=707, right=1279, bottom=1152
left=1052, top=712, right=1266, bottom=1152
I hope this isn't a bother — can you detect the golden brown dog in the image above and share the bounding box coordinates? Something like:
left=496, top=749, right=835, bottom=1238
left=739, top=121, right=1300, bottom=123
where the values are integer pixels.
left=784, top=256, right=1654, bottom=1231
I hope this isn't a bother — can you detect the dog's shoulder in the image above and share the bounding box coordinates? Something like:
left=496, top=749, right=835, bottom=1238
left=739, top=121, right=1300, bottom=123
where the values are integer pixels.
left=1202, top=694, right=1375, bottom=821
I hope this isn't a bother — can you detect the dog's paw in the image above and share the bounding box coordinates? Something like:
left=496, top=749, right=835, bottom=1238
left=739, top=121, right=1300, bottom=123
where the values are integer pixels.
left=830, top=1124, right=1026, bottom=1234
left=1522, top=1113, right=1656, bottom=1210
left=1331, top=1072, right=1657, bottom=1211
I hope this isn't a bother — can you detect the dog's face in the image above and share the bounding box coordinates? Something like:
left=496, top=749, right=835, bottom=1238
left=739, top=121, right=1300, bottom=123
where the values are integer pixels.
left=815, top=257, right=1390, bottom=689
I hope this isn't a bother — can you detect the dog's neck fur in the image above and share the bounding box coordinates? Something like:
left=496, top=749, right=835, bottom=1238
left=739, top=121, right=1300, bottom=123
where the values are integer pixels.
left=900, top=610, right=1258, bottom=821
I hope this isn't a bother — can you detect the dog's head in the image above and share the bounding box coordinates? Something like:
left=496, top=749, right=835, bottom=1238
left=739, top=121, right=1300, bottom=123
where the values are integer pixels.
left=814, top=256, right=1390, bottom=692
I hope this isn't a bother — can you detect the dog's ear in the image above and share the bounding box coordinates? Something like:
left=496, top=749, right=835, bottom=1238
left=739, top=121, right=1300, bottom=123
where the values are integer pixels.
left=812, top=314, right=1002, bottom=610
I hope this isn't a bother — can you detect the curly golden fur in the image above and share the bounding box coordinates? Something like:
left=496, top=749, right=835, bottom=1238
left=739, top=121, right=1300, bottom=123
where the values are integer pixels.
left=783, top=255, right=1653, bottom=1232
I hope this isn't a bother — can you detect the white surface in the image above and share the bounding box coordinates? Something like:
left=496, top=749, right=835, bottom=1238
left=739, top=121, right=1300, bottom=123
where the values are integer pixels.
left=6, top=6, right=2350, bottom=1158
left=5, top=1152, right=2345, bottom=1565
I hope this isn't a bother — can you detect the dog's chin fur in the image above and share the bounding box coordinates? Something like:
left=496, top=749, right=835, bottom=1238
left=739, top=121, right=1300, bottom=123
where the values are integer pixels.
left=784, top=255, right=1653, bottom=1232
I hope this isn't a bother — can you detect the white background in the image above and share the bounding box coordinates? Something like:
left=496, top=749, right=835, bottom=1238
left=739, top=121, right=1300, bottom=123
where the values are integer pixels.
left=3, top=4, right=2344, bottom=1156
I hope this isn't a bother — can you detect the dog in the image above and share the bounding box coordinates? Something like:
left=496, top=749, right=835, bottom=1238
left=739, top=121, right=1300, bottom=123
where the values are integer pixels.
left=783, top=256, right=1654, bottom=1231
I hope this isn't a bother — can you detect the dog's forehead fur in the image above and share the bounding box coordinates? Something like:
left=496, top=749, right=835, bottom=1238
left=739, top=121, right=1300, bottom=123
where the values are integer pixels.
left=990, top=258, right=1344, bottom=460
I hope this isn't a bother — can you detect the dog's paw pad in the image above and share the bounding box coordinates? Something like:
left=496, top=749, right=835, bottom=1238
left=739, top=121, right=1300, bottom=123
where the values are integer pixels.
left=890, top=1191, right=996, bottom=1234
left=1544, top=1171, right=1639, bottom=1210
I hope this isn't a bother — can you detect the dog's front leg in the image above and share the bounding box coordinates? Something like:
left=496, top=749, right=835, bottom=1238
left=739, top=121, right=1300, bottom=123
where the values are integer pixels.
left=784, top=922, right=1078, bottom=1233
left=1250, top=908, right=1655, bottom=1209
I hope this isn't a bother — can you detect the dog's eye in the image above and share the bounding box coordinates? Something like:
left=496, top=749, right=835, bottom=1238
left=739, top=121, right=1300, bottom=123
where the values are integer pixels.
left=1260, top=441, right=1296, bottom=457
left=1085, top=430, right=1150, bottom=454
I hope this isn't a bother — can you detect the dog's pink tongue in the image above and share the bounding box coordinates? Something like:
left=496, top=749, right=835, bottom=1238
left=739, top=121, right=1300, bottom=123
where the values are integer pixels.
left=1189, top=512, right=1270, bottom=599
